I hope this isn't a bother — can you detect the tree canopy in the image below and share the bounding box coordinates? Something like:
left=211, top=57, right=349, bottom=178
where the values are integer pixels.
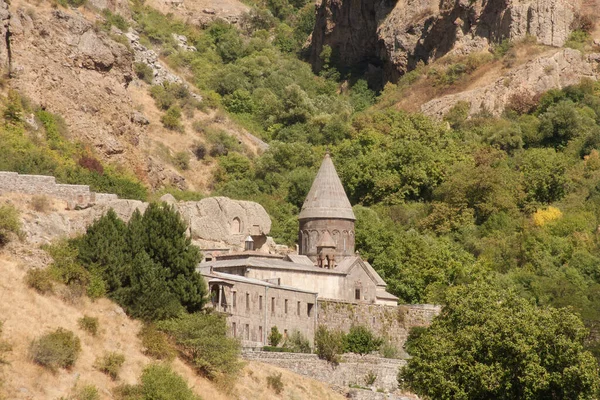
left=401, top=282, right=600, bottom=400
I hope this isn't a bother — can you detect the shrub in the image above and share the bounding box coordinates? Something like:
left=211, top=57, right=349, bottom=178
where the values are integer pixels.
left=344, top=325, right=383, bottom=355
left=173, top=151, right=190, bottom=170
left=31, top=195, right=51, bottom=212
left=285, top=330, right=311, bottom=353
left=266, top=372, right=284, bottom=394
left=161, top=107, right=183, bottom=131
left=140, top=364, right=199, bottom=400
left=134, top=63, right=154, bottom=84
left=75, top=384, right=100, bottom=400
left=0, top=204, right=21, bottom=246
left=78, top=155, right=104, bottom=175
left=268, top=326, right=283, bottom=347
left=25, top=268, right=54, bottom=294
left=209, top=143, right=228, bottom=157
left=95, top=352, right=125, bottom=380
left=78, top=315, right=99, bottom=336
left=46, top=240, right=90, bottom=287
left=192, top=143, right=206, bottom=160
left=102, top=9, right=129, bottom=31
left=314, top=325, right=345, bottom=364
left=138, top=324, right=175, bottom=361
left=365, top=370, right=377, bottom=386
left=29, top=328, right=81, bottom=371
left=158, top=313, right=242, bottom=381
left=379, top=340, right=399, bottom=359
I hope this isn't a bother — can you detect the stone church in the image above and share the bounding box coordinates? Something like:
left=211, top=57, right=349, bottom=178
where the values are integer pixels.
left=198, top=154, right=435, bottom=348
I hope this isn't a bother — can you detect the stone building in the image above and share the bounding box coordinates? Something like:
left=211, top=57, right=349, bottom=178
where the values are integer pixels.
left=199, top=154, right=437, bottom=348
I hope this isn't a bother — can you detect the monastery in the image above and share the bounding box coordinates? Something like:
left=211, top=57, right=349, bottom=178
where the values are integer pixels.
left=198, top=153, right=404, bottom=347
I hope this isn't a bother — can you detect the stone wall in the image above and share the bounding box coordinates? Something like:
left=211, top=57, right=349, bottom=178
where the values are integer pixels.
left=318, top=300, right=441, bottom=349
left=242, top=351, right=405, bottom=392
left=0, top=171, right=117, bottom=208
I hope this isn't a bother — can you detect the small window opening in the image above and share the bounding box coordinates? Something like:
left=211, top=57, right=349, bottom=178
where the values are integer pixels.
left=307, top=303, right=314, bottom=317
left=355, top=288, right=361, bottom=300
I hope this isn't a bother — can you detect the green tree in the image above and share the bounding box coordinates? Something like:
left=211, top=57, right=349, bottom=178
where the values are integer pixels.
left=344, top=325, right=382, bottom=355
left=401, top=282, right=600, bottom=400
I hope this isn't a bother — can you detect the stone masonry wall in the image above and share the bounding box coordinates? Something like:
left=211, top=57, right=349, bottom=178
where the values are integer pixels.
left=0, top=171, right=117, bottom=208
left=318, top=300, right=441, bottom=350
left=242, top=351, right=405, bottom=392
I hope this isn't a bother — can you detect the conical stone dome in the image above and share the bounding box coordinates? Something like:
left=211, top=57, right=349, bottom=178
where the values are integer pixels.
left=299, top=153, right=355, bottom=221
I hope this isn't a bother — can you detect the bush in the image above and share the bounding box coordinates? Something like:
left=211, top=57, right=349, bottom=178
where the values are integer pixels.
left=379, top=339, right=399, bottom=359
left=314, top=325, right=345, bottom=364
left=173, top=151, right=190, bottom=170
left=284, top=330, right=311, bottom=353
left=266, top=372, right=284, bottom=394
left=138, top=324, right=175, bottom=361
left=95, top=352, right=125, bottom=380
left=161, top=107, right=183, bottom=131
left=0, top=204, right=21, bottom=246
left=344, top=325, right=383, bottom=355
left=25, top=268, right=54, bottom=294
left=118, top=364, right=199, bottom=400
left=75, top=384, right=100, bottom=400
left=135, top=63, right=154, bottom=84
left=268, top=326, right=283, bottom=347
left=46, top=240, right=90, bottom=287
left=192, top=143, right=206, bottom=160
left=31, top=195, right=51, bottom=212
left=29, top=328, right=81, bottom=371
left=158, top=313, right=242, bottom=381
left=78, top=315, right=99, bottom=336
left=78, top=155, right=104, bottom=175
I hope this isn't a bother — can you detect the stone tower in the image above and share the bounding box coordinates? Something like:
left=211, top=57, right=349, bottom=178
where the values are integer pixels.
left=298, top=153, right=355, bottom=267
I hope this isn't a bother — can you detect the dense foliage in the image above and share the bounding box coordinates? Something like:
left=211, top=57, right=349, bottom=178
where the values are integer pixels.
left=115, top=364, right=200, bottom=400
left=401, top=282, right=600, bottom=400
left=73, top=204, right=207, bottom=321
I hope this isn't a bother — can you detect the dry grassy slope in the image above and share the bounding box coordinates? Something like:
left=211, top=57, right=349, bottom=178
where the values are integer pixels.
left=0, top=247, right=345, bottom=400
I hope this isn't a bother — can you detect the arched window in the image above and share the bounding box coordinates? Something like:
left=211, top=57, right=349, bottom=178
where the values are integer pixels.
left=231, top=217, right=241, bottom=234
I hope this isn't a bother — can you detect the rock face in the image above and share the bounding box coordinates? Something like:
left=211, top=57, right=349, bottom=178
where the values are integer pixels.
left=18, top=193, right=272, bottom=252
left=311, top=0, right=580, bottom=84
left=421, top=48, right=600, bottom=118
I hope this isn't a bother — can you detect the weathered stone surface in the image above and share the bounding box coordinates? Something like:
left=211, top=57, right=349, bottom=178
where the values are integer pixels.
left=311, top=0, right=580, bottom=84
left=178, top=196, right=272, bottom=248
left=421, top=48, right=599, bottom=118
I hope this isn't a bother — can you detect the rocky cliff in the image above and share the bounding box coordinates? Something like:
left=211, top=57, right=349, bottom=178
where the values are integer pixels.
left=311, top=0, right=580, bottom=84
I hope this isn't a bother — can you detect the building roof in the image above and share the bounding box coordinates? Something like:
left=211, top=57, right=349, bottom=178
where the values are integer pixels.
left=200, top=268, right=318, bottom=294
left=317, top=230, right=336, bottom=248
left=336, top=256, right=387, bottom=287
left=298, top=153, right=356, bottom=221
left=284, top=254, right=314, bottom=266
left=199, top=256, right=346, bottom=275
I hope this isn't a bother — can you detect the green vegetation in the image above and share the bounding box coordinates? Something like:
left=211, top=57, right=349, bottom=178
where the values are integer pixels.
left=157, top=312, right=242, bottom=382
left=401, top=282, right=600, bottom=400
left=0, top=204, right=21, bottom=246
left=25, top=268, right=54, bottom=294
left=29, top=328, right=81, bottom=371
left=344, top=325, right=383, bottom=355
left=73, top=385, right=100, bottom=400
left=267, top=326, right=283, bottom=347
left=73, top=204, right=207, bottom=321
left=0, top=92, right=147, bottom=200
left=114, top=364, right=200, bottom=400
left=314, top=325, right=345, bottom=364
left=95, top=352, right=125, bottom=380
left=138, top=324, right=176, bottom=361
left=267, top=372, right=284, bottom=394
left=77, top=316, right=99, bottom=336
left=283, top=330, right=311, bottom=353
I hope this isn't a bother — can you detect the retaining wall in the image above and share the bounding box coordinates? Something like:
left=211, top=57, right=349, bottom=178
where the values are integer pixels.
left=318, top=300, right=441, bottom=349
left=242, top=351, right=405, bottom=392
left=0, top=171, right=117, bottom=207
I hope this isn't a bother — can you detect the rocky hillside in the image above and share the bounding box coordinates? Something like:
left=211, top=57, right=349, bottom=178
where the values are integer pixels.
left=310, top=0, right=583, bottom=84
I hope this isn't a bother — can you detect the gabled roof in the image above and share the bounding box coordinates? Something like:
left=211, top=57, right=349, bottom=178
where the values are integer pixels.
left=284, top=254, right=314, bottom=266
left=299, top=153, right=355, bottom=221
left=198, top=256, right=346, bottom=275
left=336, top=256, right=387, bottom=286
left=200, top=268, right=318, bottom=294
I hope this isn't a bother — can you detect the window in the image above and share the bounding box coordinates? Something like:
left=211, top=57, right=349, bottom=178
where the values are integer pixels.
left=245, top=324, right=249, bottom=340
left=246, top=293, right=250, bottom=310
left=355, top=288, right=361, bottom=300
left=259, top=326, right=263, bottom=342
left=232, top=291, right=237, bottom=308
left=259, top=295, right=263, bottom=311
left=271, top=297, right=275, bottom=314
left=284, top=299, right=288, bottom=314
left=307, top=303, right=314, bottom=318
left=232, top=322, right=236, bottom=337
